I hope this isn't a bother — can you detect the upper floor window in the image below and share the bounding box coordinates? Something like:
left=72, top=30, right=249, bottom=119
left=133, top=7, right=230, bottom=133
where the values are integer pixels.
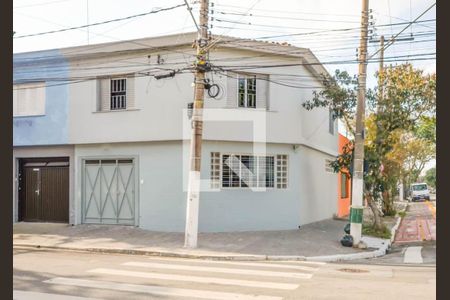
left=98, top=76, right=135, bottom=112
left=226, top=72, right=268, bottom=109
left=110, top=78, right=127, bottom=110
left=238, top=75, right=257, bottom=108
left=13, top=82, right=46, bottom=117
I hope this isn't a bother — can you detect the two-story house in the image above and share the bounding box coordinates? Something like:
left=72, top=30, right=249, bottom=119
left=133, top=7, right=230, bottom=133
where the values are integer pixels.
left=13, top=32, right=338, bottom=232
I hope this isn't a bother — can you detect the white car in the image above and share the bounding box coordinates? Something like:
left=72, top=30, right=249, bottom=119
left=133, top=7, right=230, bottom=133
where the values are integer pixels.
left=410, top=183, right=431, bottom=202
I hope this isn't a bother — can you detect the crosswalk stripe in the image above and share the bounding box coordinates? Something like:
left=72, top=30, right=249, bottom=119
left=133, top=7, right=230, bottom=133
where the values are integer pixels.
left=44, top=277, right=283, bottom=300
left=122, top=261, right=313, bottom=279
left=142, top=257, right=320, bottom=272
left=13, top=290, right=99, bottom=300
left=88, top=268, right=300, bottom=290
left=403, top=246, right=423, bottom=264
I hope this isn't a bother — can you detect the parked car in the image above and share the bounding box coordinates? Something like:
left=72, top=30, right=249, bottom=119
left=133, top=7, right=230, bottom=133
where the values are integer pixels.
left=409, top=183, right=430, bottom=202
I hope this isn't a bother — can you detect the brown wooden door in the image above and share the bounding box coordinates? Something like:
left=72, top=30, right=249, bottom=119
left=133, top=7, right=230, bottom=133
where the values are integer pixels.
left=23, top=167, right=41, bottom=222
left=20, top=159, right=69, bottom=223
left=41, top=166, right=69, bottom=222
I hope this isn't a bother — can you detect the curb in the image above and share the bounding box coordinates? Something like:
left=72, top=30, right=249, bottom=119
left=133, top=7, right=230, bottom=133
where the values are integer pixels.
left=13, top=243, right=387, bottom=262
left=390, top=201, right=409, bottom=244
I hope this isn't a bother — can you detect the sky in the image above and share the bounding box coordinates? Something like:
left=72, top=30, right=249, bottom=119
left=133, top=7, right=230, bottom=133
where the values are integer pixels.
left=13, top=0, right=436, bottom=169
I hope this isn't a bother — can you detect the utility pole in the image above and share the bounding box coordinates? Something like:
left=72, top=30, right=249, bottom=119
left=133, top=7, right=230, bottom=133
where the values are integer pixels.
left=184, top=0, right=209, bottom=248
left=349, top=0, right=369, bottom=247
left=378, top=35, right=384, bottom=99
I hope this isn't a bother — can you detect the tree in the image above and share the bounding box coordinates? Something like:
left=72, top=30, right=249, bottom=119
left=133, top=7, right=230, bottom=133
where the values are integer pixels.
left=425, top=167, right=436, bottom=189
left=304, top=64, right=436, bottom=230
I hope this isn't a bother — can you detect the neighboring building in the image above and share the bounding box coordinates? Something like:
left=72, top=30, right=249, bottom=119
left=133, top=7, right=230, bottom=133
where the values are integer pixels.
left=13, top=33, right=338, bottom=232
left=337, top=133, right=352, bottom=218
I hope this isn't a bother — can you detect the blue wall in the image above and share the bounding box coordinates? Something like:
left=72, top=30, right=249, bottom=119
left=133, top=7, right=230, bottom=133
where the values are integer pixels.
left=13, top=50, right=69, bottom=146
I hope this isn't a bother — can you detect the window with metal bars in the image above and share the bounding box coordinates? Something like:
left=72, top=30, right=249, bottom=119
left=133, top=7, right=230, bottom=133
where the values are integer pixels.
left=238, top=75, right=257, bottom=108
left=110, top=78, right=127, bottom=110
left=210, top=152, right=221, bottom=189
left=218, top=154, right=285, bottom=189
left=276, top=155, right=288, bottom=189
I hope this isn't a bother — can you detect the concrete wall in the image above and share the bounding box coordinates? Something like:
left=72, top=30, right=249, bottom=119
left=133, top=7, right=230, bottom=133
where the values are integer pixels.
left=66, top=47, right=337, bottom=156
left=298, top=145, right=338, bottom=225
left=74, top=140, right=337, bottom=232
left=13, top=146, right=75, bottom=224
left=13, top=50, right=69, bottom=146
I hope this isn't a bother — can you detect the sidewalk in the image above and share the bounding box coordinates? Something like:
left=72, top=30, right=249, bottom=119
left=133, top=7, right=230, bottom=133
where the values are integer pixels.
left=13, top=218, right=388, bottom=262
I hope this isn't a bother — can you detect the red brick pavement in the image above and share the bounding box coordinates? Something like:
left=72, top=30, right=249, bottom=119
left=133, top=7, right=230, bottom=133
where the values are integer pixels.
left=394, top=201, right=436, bottom=243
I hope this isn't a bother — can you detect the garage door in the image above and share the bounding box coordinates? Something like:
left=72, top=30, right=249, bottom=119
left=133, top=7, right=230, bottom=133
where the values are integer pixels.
left=82, top=158, right=136, bottom=225
left=19, top=158, right=69, bottom=223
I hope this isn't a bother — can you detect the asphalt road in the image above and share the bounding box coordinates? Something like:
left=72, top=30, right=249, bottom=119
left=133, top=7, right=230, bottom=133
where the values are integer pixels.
left=14, top=248, right=435, bottom=300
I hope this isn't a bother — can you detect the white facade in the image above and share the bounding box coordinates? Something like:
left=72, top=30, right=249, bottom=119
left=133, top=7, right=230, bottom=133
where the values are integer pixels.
left=14, top=33, right=338, bottom=232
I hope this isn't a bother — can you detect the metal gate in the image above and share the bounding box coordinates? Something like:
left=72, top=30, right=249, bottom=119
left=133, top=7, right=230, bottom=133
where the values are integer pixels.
left=82, top=158, right=136, bottom=225
left=19, top=158, right=70, bottom=223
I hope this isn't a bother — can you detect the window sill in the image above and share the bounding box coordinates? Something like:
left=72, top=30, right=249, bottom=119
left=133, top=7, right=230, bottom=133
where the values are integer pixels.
left=227, top=108, right=278, bottom=112
left=13, top=114, right=46, bottom=118
left=93, top=108, right=140, bottom=114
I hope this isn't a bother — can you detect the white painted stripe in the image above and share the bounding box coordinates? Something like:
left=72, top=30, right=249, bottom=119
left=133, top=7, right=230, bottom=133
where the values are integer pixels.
left=123, top=261, right=313, bottom=279
left=13, top=290, right=99, bottom=300
left=88, top=268, right=299, bottom=290
left=144, top=257, right=319, bottom=272
left=403, top=246, right=424, bottom=264
left=44, top=277, right=282, bottom=300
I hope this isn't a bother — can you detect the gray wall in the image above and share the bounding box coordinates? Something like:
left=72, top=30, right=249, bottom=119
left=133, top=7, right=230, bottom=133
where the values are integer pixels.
left=74, top=140, right=337, bottom=232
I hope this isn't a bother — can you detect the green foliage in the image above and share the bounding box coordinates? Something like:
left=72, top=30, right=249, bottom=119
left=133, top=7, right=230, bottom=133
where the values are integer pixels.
left=303, top=70, right=358, bottom=133
left=329, top=140, right=354, bottom=175
left=304, top=63, right=436, bottom=223
left=362, top=224, right=391, bottom=239
left=415, top=116, right=436, bottom=144
left=425, top=167, right=436, bottom=189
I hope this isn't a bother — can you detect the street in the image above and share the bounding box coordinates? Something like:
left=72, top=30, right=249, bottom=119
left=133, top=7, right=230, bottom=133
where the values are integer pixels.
left=13, top=201, right=437, bottom=300
left=14, top=248, right=435, bottom=300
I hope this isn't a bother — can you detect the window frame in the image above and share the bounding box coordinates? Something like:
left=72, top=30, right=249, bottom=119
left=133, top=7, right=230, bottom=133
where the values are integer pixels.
left=236, top=74, right=257, bottom=109
left=217, top=152, right=288, bottom=190
left=13, top=82, right=46, bottom=117
left=110, top=77, right=127, bottom=110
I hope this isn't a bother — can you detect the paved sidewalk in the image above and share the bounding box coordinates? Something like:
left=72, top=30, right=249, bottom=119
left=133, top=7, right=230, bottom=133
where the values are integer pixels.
left=14, top=219, right=373, bottom=260
left=395, top=201, right=436, bottom=243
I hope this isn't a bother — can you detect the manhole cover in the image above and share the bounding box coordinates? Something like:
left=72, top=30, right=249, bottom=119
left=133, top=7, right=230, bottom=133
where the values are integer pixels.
left=337, top=268, right=369, bottom=273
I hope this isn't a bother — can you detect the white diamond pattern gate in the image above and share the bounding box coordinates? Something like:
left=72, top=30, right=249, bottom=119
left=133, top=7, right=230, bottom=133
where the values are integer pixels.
left=82, top=159, right=136, bottom=225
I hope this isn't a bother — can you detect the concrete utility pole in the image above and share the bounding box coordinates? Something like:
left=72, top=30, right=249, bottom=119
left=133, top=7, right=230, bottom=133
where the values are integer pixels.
left=184, top=0, right=209, bottom=248
left=350, top=0, right=370, bottom=247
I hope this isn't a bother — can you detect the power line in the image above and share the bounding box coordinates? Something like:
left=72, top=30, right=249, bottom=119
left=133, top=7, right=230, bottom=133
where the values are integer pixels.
left=369, top=2, right=436, bottom=59
left=215, top=10, right=360, bottom=23
left=211, top=19, right=435, bottom=41
left=211, top=53, right=436, bottom=71
left=213, top=3, right=361, bottom=17
left=183, top=0, right=200, bottom=32
left=14, top=3, right=187, bottom=39
left=13, top=67, right=194, bottom=90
